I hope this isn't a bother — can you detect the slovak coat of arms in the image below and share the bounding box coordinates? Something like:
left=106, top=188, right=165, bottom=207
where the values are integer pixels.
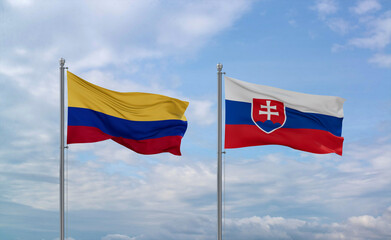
left=252, top=98, right=286, bottom=133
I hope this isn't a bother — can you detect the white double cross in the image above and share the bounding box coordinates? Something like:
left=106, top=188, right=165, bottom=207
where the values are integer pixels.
left=259, top=100, right=279, bottom=120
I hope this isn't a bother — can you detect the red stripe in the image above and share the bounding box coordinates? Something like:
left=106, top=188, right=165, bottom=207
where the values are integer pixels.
left=67, top=125, right=111, bottom=143
left=225, top=124, right=343, bottom=155
left=67, top=126, right=183, bottom=156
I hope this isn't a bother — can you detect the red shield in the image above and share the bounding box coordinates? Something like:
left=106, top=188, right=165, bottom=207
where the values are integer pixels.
left=252, top=99, right=286, bottom=133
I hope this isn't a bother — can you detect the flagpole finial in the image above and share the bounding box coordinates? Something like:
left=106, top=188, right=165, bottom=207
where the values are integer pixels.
left=217, top=63, right=223, bottom=71
left=59, top=58, right=65, bottom=66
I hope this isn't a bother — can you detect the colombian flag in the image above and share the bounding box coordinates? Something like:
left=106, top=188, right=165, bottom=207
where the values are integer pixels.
left=67, top=71, right=189, bottom=156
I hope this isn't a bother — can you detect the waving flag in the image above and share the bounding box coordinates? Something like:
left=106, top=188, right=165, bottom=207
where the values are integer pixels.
left=225, top=76, right=345, bottom=155
left=67, top=71, right=189, bottom=156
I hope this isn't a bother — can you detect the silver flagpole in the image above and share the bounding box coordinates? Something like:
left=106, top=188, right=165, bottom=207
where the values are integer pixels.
left=59, top=58, right=66, bottom=240
left=217, top=63, right=223, bottom=240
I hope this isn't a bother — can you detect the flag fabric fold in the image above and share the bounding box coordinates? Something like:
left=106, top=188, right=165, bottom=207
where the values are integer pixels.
left=67, top=71, right=189, bottom=156
left=225, top=76, right=345, bottom=155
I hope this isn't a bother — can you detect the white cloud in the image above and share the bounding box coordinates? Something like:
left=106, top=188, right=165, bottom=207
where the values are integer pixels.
left=186, top=99, right=215, bottom=126
left=1, top=142, right=216, bottom=211
left=225, top=215, right=306, bottom=240
left=230, top=215, right=306, bottom=229
left=311, top=0, right=352, bottom=37
left=369, top=53, right=391, bottom=67
left=0, top=0, right=252, bottom=98
left=333, top=206, right=391, bottom=239
left=5, top=0, right=33, bottom=8
left=312, top=0, right=338, bottom=18
left=351, top=0, right=381, bottom=15
left=72, top=48, right=116, bottom=71
left=2, top=136, right=390, bottom=239
left=224, top=206, right=391, bottom=240
left=326, top=18, right=351, bottom=35
left=313, top=0, right=390, bottom=67
left=155, top=1, right=251, bottom=50
left=222, top=139, right=391, bottom=217
left=331, top=43, right=347, bottom=52
left=349, top=11, right=391, bottom=49
left=102, top=234, right=138, bottom=240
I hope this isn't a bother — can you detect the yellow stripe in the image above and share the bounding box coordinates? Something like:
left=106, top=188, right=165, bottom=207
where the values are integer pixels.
left=67, top=71, right=188, bottom=121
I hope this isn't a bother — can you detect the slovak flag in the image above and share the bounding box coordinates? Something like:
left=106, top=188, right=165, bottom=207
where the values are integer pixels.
left=225, top=76, right=345, bottom=155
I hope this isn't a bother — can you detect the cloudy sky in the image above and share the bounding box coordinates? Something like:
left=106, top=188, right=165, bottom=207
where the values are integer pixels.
left=1, top=0, right=390, bottom=239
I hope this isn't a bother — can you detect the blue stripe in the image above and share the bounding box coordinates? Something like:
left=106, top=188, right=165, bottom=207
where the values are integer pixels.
left=225, top=100, right=343, bottom=137
left=68, top=107, right=187, bottom=140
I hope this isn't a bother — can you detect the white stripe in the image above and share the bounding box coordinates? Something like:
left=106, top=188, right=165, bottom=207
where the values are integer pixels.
left=225, top=76, right=345, bottom=118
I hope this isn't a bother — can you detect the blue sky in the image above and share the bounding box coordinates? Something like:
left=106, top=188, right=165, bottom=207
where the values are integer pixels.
left=0, top=0, right=390, bottom=239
